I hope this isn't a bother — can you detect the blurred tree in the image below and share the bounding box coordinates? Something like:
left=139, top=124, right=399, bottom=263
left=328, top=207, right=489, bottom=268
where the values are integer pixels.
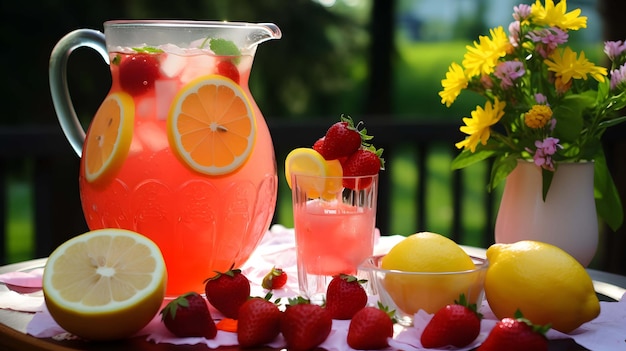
left=0, top=0, right=370, bottom=127
left=598, top=0, right=626, bottom=274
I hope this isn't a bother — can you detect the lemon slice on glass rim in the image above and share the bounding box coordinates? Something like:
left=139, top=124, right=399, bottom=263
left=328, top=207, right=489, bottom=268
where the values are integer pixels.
left=284, top=147, right=343, bottom=198
left=42, top=228, right=167, bottom=341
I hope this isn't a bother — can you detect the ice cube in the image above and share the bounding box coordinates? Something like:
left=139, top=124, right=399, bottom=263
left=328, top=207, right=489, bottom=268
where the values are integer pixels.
left=136, top=96, right=156, bottom=119
left=180, top=55, right=217, bottom=83
left=160, top=53, right=186, bottom=78
left=137, top=121, right=169, bottom=152
left=155, top=80, right=179, bottom=121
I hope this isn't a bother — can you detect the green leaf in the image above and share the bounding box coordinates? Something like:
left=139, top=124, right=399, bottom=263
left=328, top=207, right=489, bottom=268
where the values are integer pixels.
left=490, top=156, right=518, bottom=191
left=541, top=167, right=554, bottom=201
left=598, top=115, right=626, bottom=129
left=132, top=46, right=164, bottom=54
left=451, top=149, right=497, bottom=170
left=208, top=38, right=242, bottom=64
left=552, top=94, right=591, bottom=142
left=593, top=153, right=624, bottom=231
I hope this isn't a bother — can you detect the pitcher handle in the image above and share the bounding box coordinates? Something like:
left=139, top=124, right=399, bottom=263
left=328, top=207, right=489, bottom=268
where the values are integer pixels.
left=49, top=29, right=109, bottom=157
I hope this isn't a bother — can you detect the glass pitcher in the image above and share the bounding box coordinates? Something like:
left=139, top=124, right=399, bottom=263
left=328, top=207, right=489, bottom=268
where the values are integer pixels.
left=49, top=20, right=281, bottom=296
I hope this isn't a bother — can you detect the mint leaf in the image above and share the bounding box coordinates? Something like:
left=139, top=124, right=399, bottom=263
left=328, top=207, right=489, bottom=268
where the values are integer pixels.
left=132, top=46, right=164, bottom=54
left=209, top=38, right=241, bottom=64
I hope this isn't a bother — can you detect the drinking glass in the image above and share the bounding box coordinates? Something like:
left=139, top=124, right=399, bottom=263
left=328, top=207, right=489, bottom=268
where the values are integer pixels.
left=291, top=173, right=378, bottom=302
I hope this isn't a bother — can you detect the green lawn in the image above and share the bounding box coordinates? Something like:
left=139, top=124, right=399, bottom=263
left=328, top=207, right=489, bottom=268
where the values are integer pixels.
left=5, top=180, right=34, bottom=263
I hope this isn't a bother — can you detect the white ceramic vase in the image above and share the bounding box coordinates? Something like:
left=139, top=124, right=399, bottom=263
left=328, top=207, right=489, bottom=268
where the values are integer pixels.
left=494, top=160, right=598, bottom=266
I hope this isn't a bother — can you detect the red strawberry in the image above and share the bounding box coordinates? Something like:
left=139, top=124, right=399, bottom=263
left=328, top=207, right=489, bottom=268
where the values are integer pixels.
left=325, top=274, right=368, bottom=320
left=237, top=295, right=282, bottom=347
left=477, top=310, right=550, bottom=351
left=420, top=294, right=483, bottom=348
left=160, top=292, right=217, bottom=339
left=281, top=297, right=332, bottom=351
left=342, top=147, right=384, bottom=189
left=119, top=53, right=161, bottom=96
left=319, top=115, right=372, bottom=160
left=204, top=265, right=250, bottom=319
left=216, top=60, right=240, bottom=83
left=347, top=303, right=395, bottom=350
left=312, top=137, right=325, bottom=154
left=262, top=267, right=288, bottom=290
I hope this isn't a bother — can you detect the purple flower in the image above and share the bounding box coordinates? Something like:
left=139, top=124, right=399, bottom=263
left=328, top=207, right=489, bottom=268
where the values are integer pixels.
left=513, top=4, right=531, bottom=21
left=527, top=27, right=568, bottom=58
left=509, top=21, right=521, bottom=46
left=494, top=61, right=525, bottom=89
left=534, top=93, right=548, bottom=105
left=528, top=137, right=563, bottom=171
left=610, top=64, right=626, bottom=90
left=604, top=40, right=626, bottom=61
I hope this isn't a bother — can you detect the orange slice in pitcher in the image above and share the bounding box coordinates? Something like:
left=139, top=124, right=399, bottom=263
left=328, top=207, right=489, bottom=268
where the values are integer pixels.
left=83, top=92, right=134, bottom=183
left=167, top=75, right=256, bottom=175
left=285, top=148, right=343, bottom=198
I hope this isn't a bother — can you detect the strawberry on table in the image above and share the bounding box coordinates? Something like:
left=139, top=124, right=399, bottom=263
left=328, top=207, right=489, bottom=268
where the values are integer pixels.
left=237, top=295, right=282, bottom=347
left=347, top=303, right=395, bottom=350
left=281, top=297, right=332, bottom=351
left=262, top=266, right=288, bottom=290
left=160, top=292, right=217, bottom=339
left=319, top=115, right=372, bottom=160
left=204, top=265, right=250, bottom=319
left=420, top=294, right=483, bottom=348
left=325, top=274, right=368, bottom=320
left=477, top=310, right=550, bottom=351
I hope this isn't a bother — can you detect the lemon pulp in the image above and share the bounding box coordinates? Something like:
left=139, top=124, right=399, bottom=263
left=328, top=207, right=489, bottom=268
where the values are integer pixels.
left=42, top=228, right=167, bottom=340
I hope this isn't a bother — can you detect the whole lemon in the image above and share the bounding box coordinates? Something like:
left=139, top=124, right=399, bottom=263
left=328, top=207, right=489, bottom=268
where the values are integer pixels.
left=380, top=232, right=484, bottom=314
left=484, top=240, right=600, bottom=333
left=381, top=232, right=475, bottom=272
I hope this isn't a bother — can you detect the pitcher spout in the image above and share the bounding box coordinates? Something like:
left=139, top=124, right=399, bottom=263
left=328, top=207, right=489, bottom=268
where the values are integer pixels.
left=246, top=23, right=282, bottom=49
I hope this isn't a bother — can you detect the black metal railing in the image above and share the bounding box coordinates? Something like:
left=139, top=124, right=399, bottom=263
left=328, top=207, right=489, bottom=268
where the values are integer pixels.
left=1, top=120, right=625, bottom=275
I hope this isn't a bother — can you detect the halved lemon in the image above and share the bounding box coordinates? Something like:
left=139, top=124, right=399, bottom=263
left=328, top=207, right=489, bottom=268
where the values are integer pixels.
left=284, top=147, right=343, bottom=198
left=167, top=75, right=256, bottom=175
left=42, top=229, right=167, bottom=341
left=83, top=92, right=134, bottom=183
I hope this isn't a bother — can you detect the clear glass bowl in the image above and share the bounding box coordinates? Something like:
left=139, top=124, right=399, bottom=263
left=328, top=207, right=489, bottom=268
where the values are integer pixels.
left=358, top=255, right=488, bottom=326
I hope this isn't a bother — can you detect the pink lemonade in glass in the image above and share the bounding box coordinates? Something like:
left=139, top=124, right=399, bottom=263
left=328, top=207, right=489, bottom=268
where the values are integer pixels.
left=50, top=21, right=281, bottom=296
left=294, top=201, right=376, bottom=275
left=291, top=173, right=378, bottom=300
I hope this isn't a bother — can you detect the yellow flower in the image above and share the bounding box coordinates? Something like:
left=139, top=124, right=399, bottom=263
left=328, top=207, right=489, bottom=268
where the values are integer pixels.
left=462, top=26, right=510, bottom=78
left=531, top=0, right=587, bottom=31
left=455, top=98, right=506, bottom=152
left=439, top=62, right=468, bottom=107
left=524, top=105, right=553, bottom=128
left=545, top=47, right=607, bottom=84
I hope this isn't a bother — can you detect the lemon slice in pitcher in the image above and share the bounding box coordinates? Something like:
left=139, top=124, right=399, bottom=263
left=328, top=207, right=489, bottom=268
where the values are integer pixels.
left=42, top=229, right=167, bottom=341
left=285, top=147, right=343, bottom=198
left=168, top=75, right=256, bottom=175
left=83, top=92, right=134, bottom=183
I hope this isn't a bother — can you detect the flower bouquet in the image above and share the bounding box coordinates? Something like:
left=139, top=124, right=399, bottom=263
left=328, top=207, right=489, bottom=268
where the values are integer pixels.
left=440, top=0, right=626, bottom=230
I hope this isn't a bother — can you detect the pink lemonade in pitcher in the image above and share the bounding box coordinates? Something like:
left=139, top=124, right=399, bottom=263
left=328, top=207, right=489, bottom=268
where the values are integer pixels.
left=294, top=200, right=376, bottom=276
left=77, top=38, right=277, bottom=296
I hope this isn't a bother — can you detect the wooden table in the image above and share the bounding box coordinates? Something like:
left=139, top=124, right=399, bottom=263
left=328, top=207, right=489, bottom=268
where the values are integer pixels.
left=2, top=254, right=625, bottom=351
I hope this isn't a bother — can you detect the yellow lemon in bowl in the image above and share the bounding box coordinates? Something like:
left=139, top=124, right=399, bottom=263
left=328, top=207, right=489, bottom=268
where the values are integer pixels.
left=484, top=240, right=600, bottom=333
left=379, top=232, right=486, bottom=315
left=42, top=229, right=167, bottom=340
